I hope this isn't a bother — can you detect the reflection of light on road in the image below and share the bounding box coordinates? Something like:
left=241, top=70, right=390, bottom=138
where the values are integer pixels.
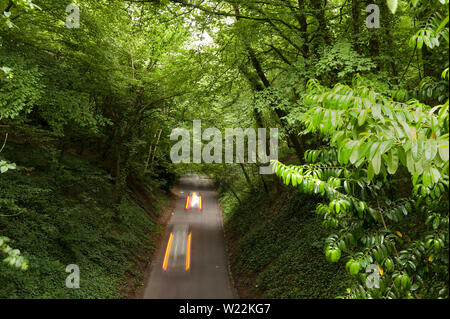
left=186, top=232, right=192, bottom=270
left=186, top=193, right=203, bottom=211
left=162, top=233, right=174, bottom=271
left=191, top=192, right=199, bottom=207
left=185, top=196, right=191, bottom=209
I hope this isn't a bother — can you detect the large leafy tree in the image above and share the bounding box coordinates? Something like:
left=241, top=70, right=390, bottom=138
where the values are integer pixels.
left=270, top=0, right=449, bottom=298
left=274, top=75, right=448, bottom=298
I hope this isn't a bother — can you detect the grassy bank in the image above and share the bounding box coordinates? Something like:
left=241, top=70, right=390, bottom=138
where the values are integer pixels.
left=220, top=183, right=352, bottom=299
left=0, top=140, right=169, bottom=298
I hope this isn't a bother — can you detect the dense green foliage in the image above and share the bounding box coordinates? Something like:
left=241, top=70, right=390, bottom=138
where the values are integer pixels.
left=0, top=139, right=166, bottom=298
left=1, top=0, right=449, bottom=299
left=1, top=0, right=181, bottom=296
left=273, top=1, right=449, bottom=298
left=273, top=75, right=448, bottom=298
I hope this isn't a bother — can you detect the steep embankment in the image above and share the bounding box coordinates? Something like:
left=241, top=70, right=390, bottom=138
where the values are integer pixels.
left=0, top=139, right=171, bottom=298
left=220, top=186, right=352, bottom=299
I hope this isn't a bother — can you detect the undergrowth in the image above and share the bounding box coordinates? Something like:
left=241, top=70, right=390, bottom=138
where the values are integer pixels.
left=0, top=141, right=167, bottom=298
left=220, top=181, right=352, bottom=299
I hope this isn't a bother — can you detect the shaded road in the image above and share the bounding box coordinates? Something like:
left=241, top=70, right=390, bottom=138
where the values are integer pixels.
left=143, top=174, right=236, bottom=299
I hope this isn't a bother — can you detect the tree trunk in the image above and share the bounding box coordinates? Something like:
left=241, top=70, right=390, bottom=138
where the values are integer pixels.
left=226, top=181, right=242, bottom=204
left=295, top=0, right=309, bottom=57
left=310, top=0, right=331, bottom=47
left=239, top=163, right=253, bottom=189
left=113, top=139, right=123, bottom=203
left=245, top=44, right=305, bottom=161
left=151, top=128, right=163, bottom=162
left=421, top=46, right=434, bottom=78
left=351, top=0, right=360, bottom=53
left=254, top=163, right=269, bottom=194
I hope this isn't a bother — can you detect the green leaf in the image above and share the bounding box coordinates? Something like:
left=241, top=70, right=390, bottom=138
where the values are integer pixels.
left=417, top=36, right=423, bottom=50
left=430, top=167, right=441, bottom=183
left=349, top=261, right=360, bottom=276
left=386, top=148, right=399, bottom=175
left=406, top=150, right=415, bottom=174
left=292, top=174, right=298, bottom=187
left=276, top=163, right=282, bottom=176
left=335, top=201, right=341, bottom=214
left=368, top=142, right=381, bottom=161
left=367, top=162, right=375, bottom=180
left=439, top=142, right=449, bottom=161
left=412, top=172, right=420, bottom=186
left=411, top=139, right=423, bottom=162
left=344, top=180, right=351, bottom=193
left=414, top=158, right=424, bottom=175
left=349, top=141, right=361, bottom=164
left=372, top=151, right=381, bottom=175
left=378, top=140, right=393, bottom=155
left=330, top=248, right=341, bottom=262
left=372, top=104, right=382, bottom=121
left=358, top=109, right=367, bottom=126
left=424, top=139, right=438, bottom=161
left=423, top=172, right=431, bottom=187
left=436, top=14, right=449, bottom=33
left=285, top=172, right=291, bottom=185
left=342, top=140, right=357, bottom=165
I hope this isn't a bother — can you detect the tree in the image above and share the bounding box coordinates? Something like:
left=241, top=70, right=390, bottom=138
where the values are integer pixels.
left=273, top=74, right=448, bottom=297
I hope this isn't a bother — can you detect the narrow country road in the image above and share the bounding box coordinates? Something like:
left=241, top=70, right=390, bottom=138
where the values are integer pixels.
left=143, top=174, right=236, bottom=299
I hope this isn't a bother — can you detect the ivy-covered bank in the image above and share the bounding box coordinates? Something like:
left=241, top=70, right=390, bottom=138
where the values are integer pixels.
left=0, top=139, right=171, bottom=298
left=219, top=182, right=352, bottom=299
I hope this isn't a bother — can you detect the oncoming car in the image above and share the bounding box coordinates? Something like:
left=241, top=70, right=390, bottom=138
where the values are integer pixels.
left=162, top=224, right=192, bottom=274
left=184, top=192, right=203, bottom=211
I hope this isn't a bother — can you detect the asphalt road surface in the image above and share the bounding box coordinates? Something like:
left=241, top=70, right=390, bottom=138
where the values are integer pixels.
left=143, top=174, right=236, bottom=299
